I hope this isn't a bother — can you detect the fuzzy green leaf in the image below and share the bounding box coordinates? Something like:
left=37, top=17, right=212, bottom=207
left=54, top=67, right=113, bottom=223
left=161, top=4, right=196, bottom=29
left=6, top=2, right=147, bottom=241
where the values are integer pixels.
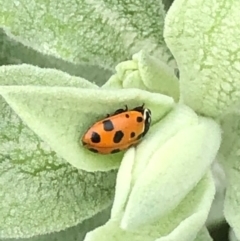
left=223, top=168, right=240, bottom=240
left=0, top=28, right=113, bottom=86
left=206, top=162, right=226, bottom=227
left=0, top=208, right=111, bottom=241
left=0, top=92, right=116, bottom=238
left=111, top=105, right=199, bottom=218
left=84, top=172, right=215, bottom=241
left=194, top=227, right=213, bottom=241
left=229, top=228, right=238, bottom=241
left=0, top=65, right=174, bottom=171
left=111, top=106, right=221, bottom=229
left=218, top=111, right=240, bottom=240
left=164, top=0, right=240, bottom=117
left=104, top=50, right=179, bottom=101
left=0, top=64, right=98, bottom=88
left=0, top=0, right=174, bottom=69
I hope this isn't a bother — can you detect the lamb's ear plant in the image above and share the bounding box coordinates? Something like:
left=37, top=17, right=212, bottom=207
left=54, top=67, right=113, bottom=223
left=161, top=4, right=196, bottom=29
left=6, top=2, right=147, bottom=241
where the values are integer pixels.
left=0, top=0, right=240, bottom=241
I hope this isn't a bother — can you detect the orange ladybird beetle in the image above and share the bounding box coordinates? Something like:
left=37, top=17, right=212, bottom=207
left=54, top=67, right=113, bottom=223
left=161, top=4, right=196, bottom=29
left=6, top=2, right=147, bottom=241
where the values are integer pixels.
left=81, top=104, right=152, bottom=154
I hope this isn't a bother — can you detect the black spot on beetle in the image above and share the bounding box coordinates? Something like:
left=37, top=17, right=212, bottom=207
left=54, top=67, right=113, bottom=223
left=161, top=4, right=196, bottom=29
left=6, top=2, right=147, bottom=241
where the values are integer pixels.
left=113, top=131, right=124, bottom=143
left=102, top=119, right=114, bottom=131
left=111, top=149, right=121, bottom=154
left=91, top=132, right=101, bottom=143
left=137, top=116, right=143, bottom=122
left=89, top=148, right=99, bottom=153
left=125, top=114, right=129, bottom=118
left=130, top=132, right=135, bottom=138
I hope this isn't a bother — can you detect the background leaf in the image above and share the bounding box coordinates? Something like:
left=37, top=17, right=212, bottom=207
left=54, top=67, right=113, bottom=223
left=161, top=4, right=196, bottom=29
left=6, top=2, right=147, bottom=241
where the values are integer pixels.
left=0, top=0, right=174, bottom=69
left=0, top=29, right=112, bottom=86
left=0, top=93, right=116, bottom=238
left=229, top=228, right=239, bottom=241
left=164, top=0, right=240, bottom=117
left=0, top=207, right=111, bottom=241
left=194, top=227, right=213, bottom=241
left=218, top=111, right=240, bottom=240
left=206, top=162, right=226, bottom=228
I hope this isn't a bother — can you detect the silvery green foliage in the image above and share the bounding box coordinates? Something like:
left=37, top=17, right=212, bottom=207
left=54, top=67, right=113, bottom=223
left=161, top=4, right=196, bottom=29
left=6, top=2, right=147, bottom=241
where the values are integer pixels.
left=0, top=208, right=111, bottom=241
left=0, top=29, right=113, bottom=86
left=0, top=0, right=239, bottom=240
left=0, top=0, right=174, bottom=69
left=0, top=68, right=117, bottom=238
left=229, top=228, right=238, bottom=241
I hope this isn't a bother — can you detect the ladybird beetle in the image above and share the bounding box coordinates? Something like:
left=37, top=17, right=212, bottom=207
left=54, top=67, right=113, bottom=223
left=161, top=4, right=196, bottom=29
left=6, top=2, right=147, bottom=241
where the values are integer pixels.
left=81, top=104, right=152, bottom=154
